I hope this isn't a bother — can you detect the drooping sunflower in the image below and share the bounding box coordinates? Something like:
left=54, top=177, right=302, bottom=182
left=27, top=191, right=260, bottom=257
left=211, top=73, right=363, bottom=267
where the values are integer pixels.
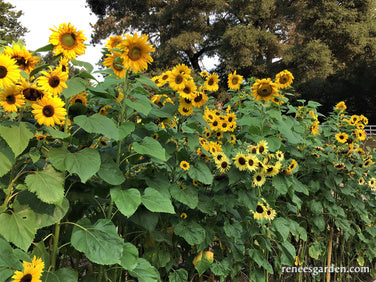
left=37, top=67, right=68, bottom=96
left=227, top=70, right=243, bottom=90
left=58, top=57, right=70, bottom=73
left=11, top=256, right=44, bottom=282
left=275, top=70, right=294, bottom=89
left=0, top=54, right=20, bottom=89
left=204, top=73, right=219, bottom=92
left=70, top=92, right=88, bottom=106
left=334, top=163, right=345, bottom=170
left=99, top=105, right=112, bottom=115
left=4, top=44, right=40, bottom=74
left=180, top=161, right=190, bottom=170
left=119, top=33, right=155, bottom=73
left=177, top=79, right=197, bottom=99
left=18, top=80, right=46, bottom=103
left=103, top=51, right=126, bottom=78
left=31, top=96, right=67, bottom=127
left=0, top=86, right=25, bottom=112
left=114, top=89, right=124, bottom=103
left=105, top=35, right=124, bottom=50
left=335, top=132, right=348, bottom=143
left=252, top=203, right=267, bottom=220
left=251, top=78, right=278, bottom=102
left=257, top=140, right=269, bottom=155
left=49, top=22, right=87, bottom=59
left=311, top=121, right=320, bottom=135
left=233, top=153, right=248, bottom=171
left=253, top=173, right=266, bottom=187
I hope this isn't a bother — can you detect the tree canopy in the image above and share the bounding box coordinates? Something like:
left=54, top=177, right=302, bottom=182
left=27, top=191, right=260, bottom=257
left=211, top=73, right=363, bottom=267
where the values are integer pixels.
left=0, top=0, right=27, bottom=44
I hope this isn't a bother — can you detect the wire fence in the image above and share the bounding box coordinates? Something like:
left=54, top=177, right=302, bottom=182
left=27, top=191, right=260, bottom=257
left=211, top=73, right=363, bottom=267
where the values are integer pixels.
left=365, top=125, right=376, bottom=136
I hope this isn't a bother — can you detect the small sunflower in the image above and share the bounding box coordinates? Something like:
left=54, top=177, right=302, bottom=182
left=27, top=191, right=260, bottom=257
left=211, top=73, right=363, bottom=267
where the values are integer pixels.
left=335, top=132, right=348, bottom=143
left=246, top=155, right=258, bottom=172
left=252, top=203, right=267, bottom=220
left=233, top=153, right=248, bottom=171
left=180, top=213, right=187, bottom=219
left=159, top=71, right=170, bottom=85
left=0, top=54, right=20, bottom=89
left=265, top=208, right=276, bottom=221
left=70, top=92, right=88, bottom=106
left=178, top=104, right=193, bottom=116
left=37, top=67, right=68, bottom=96
left=99, top=105, right=112, bottom=115
left=253, top=173, right=266, bottom=187
left=358, top=177, right=365, bottom=185
left=212, top=151, right=227, bottom=163
left=217, top=159, right=231, bottom=174
left=265, top=162, right=281, bottom=177
left=58, top=57, right=70, bottom=73
left=192, top=179, right=199, bottom=186
left=168, top=70, right=188, bottom=91
left=286, top=159, right=298, bottom=175
left=177, top=79, right=197, bottom=99
left=32, top=96, right=67, bottom=127
left=180, top=161, right=190, bottom=170
left=335, top=101, right=347, bottom=112
left=249, top=145, right=258, bottom=155
left=0, top=86, right=25, bottom=112
left=334, top=163, right=345, bottom=170
left=229, top=134, right=236, bottom=144
left=103, top=51, right=126, bottom=78
left=257, top=140, right=269, bottom=155
left=311, top=121, right=320, bottom=135
left=11, top=256, right=44, bottom=282
left=252, top=78, right=278, bottom=102
left=275, top=70, right=294, bottom=89
left=368, top=177, right=376, bottom=189
left=276, top=151, right=284, bottom=161
left=200, top=70, right=208, bottom=77
left=49, top=22, right=87, bottom=59
left=114, top=91, right=124, bottom=103
left=191, top=91, right=208, bottom=108
left=152, top=133, right=158, bottom=140
left=204, top=73, right=219, bottom=92
left=105, top=35, right=124, bottom=50
left=119, top=33, right=155, bottom=73
left=172, top=63, right=191, bottom=76
left=4, top=44, right=40, bottom=74
left=227, top=70, right=243, bottom=90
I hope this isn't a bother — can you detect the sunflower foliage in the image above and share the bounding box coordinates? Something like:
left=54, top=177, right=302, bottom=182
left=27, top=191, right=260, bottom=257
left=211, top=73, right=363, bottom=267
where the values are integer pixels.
left=0, top=24, right=376, bottom=282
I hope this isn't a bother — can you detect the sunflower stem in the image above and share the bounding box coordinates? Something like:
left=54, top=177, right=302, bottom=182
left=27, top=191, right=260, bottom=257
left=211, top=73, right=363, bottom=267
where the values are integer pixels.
left=51, top=221, right=61, bottom=270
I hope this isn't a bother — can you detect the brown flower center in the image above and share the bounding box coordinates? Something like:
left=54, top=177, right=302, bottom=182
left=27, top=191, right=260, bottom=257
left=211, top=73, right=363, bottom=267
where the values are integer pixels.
left=128, top=46, right=142, bottom=61
left=48, top=76, right=60, bottom=88
left=42, top=105, right=55, bottom=117
left=175, top=75, right=183, bottom=84
left=194, top=94, right=203, bottom=103
left=221, top=161, right=228, bottom=169
left=279, top=75, right=288, bottom=84
left=75, top=99, right=83, bottom=104
left=6, top=94, right=15, bottom=104
left=13, top=56, right=27, bottom=68
left=256, top=175, right=262, bottom=181
left=20, top=274, right=32, bottom=282
left=248, top=159, right=254, bottom=166
left=238, top=157, right=246, bottom=165
left=208, top=78, right=214, bottom=86
left=256, top=204, right=264, bottom=213
left=184, top=98, right=192, bottom=104
left=257, top=84, right=273, bottom=97
left=0, top=66, right=8, bottom=78
left=232, top=77, right=238, bottom=85
left=23, top=88, right=43, bottom=101
left=61, top=33, right=76, bottom=48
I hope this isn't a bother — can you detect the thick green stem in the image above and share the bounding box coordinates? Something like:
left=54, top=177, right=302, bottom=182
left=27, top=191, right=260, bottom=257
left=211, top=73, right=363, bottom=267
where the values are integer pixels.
left=51, top=221, right=61, bottom=270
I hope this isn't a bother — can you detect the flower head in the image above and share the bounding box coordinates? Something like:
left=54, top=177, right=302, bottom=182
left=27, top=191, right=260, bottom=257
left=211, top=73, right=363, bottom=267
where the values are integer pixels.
left=31, top=96, right=67, bottom=127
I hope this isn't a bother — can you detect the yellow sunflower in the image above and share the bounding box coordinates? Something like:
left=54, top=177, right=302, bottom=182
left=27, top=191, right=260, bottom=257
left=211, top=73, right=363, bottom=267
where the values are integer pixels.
left=119, top=33, right=155, bottom=73
left=11, top=256, right=44, bottom=282
left=252, top=78, right=278, bottom=102
left=103, top=51, right=126, bottom=78
left=159, top=71, right=170, bottom=86
left=265, top=208, right=276, bottom=221
left=4, top=44, right=40, bottom=74
left=276, top=151, right=284, bottom=161
left=49, top=22, right=87, bottom=59
left=229, top=134, right=236, bottom=144
left=99, top=105, right=112, bottom=115
left=17, top=80, right=46, bottom=103
left=172, top=63, right=191, bottom=76
left=37, top=67, right=68, bottom=96
left=177, top=79, right=196, bottom=98
left=335, top=101, right=347, bottom=112
left=180, top=212, right=188, bottom=219
left=31, top=96, right=67, bottom=127
left=58, top=57, right=70, bottom=73
left=0, top=86, right=25, bottom=112
left=311, top=120, right=320, bottom=135
left=253, top=173, right=266, bottom=187
left=178, top=104, right=193, bottom=116
left=114, top=90, right=124, bottom=103
left=105, top=35, right=124, bottom=50
left=169, top=70, right=189, bottom=91
left=265, top=162, right=281, bottom=177
left=191, top=91, right=208, bottom=108
left=257, top=140, right=269, bottom=155
left=200, top=70, right=208, bottom=77
left=70, top=92, right=88, bottom=106
left=216, top=159, right=231, bottom=173
left=233, top=153, right=248, bottom=171
left=252, top=203, right=267, bottom=220
left=212, top=151, right=227, bottom=163
left=359, top=177, right=365, bottom=185
left=335, top=132, right=348, bottom=143
left=286, top=159, right=298, bottom=175
left=227, top=70, right=243, bottom=90
left=204, top=73, right=219, bottom=92
left=0, top=54, right=20, bottom=89
left=209, top=117, right=221, bottom=131
left=275, top=70, right=294, bottom=89
left=368, top=177, right=376, bottom=189
left=180, top=161, right=190, bottom=170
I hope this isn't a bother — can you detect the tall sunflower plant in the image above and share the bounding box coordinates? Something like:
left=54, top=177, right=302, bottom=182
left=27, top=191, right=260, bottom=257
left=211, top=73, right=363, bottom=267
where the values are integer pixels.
left=1, top=23, right=376, bottom=282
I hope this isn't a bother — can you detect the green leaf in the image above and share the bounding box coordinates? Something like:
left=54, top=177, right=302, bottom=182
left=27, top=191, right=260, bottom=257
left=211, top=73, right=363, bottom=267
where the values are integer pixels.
left=0, top=138, right=15, bottom=177
left=33, top=43, right=54, bottom=53
left=312, top=215, right=326, bottom=231
left=133, top=137, right=167, bottom=162
left=0, top=237, right=23, bottom=281
left=0, top=212, right=36, bottom=251
left=174, top=221, right=206, bottom=245
left=71, top=59, right=94, bottom=73
left=119, top=242, right=139, bottom=271
left=129, top=258, right=160, bottom=282
left=64, top=148, right=101, bottom=183
left=42, top=268, right=78, bottom=282
left=142, top=188, right=175, bottom=214
left=45, top=127, right=70, bottom=139
left=29, top=63, right=50, bottom=78
left=272, top=218, right=290, bottom=241
left=187, top=160, right=213, bottom=185
left=125, top=98, right=152, bottom=116
left=98, top=154, right=125, bottom=185
left=170, top=184, right=198, bottom=209
left=0, top=122, right=34, bottom=156
left=272, top=175, right=290, bottom=195
left=309, top=200, right=323, bottom=215
left=61, top=77, right=86, bottom=99
left=118, top=122, right=135, bottom=140
left=25, top=166, right=65, bottom=205
left=169, top=269, right=188, bottom=282
left=71, top=218, right=124, bottom=265
left=111, top=188, right=141, bottom=217
left=308, top=241, right=323, bottom=260
left=74, top=114, right=119, bottom=139
left=249, top=249, right=274, bottom=274
left=144, top=247, right=171, bottom=268
left=136, top=76, right=159, bottom=89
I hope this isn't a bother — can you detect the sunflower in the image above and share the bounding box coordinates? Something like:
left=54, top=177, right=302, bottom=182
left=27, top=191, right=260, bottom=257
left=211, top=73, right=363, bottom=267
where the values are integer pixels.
left=212, top=151, right=227, bottom=163
left=335, top=101, right=347, bottom=112
left=368, top=177, right=376, bottom=189
left=252, top=203, right=267, bottom=220
left=177, top=79, right=197, bottom=99
left=37, top=67, right=68, bottom=96
left=265, top=162, right=281, bottom=177
left=200, top=70, right=208, bottom=77
left=286, top=159, right=298, bottom=174
left=159, top=71, right=170, bottom=86
left=172, top=63, right=191, bottom=76
left=359, top=177, right=365, bottom=185
left=151, top=75, right=163, bottom=87
left=276, top=151, right=284, bottom=161
left=360, top=115, right=368, bottom=125
left=191, top=91, right=208, bottom=108
left=349, top=115, right=360, bottom=126
left=334, top=163, right=345, bottom=170
left=257, top=140, right=269, bottom=155
left=311, top=121, right=320, bottom=135
left=249, top=145, right=258, bottom=155
left=203, top=108, right=216, bottom=123
left=251, top=78, right=278, bottom=102
left=0, top=86, right=25, bottom=112
left=18, top=80, right=46, bottom=103
left=265, top=208, right=276, bottom=221
left=226, top=112, right=237, bottom=124
left=35, top=132, right=48, bottom=140
left=70, top=92, right=87, bottom=106
left=215, top=131, right=223, bottom=139
left=103, top=51, right=126, bottom=78
left=253, top=173, right=266, bottom=187
left=335, top=132, right=348, bottom=143
left=363, top=159, right=373, bottom=168
left=180, top=213, right=187, bottom=219
left=105, top=35, right=124, bottom=50
left=178, top=104, right=193, bottom=116
left=168, top=70, right=188, bottom=91
left=0, top=54, right=20, bottom=89
left=233, top=153, right=248, bottom=171
left=99, top=105, right=112, bottom=115
left=11, top=256, right=44, bottom=282
left=246, top=155, right=258, bottom=172
left=354, top=129, right=366, bottom=141
left=4, top=44, right=40, bottom=74
left=204, top=129, right=211, bottom=139
left=229, top=134, right=236, bottom=144
left=275, top=70, right=294, bottom=89
left=114, top=90, right=124, bottom=103
left=119, top=33, right=155, bottom=73
left=227, top=71, right=243, bottom=90
left=180, top=161, right=190, bottom=170
left=192, top=179, right=199, bottom=186
left=58, top=57, right=70, bottom=73
left=32, top=96, right=66, bottom=127
left=49, top=23, right=87, bottom=59
left=204, top=73, right=219, bottom=92
left=217, top=159, right=231, bottom=174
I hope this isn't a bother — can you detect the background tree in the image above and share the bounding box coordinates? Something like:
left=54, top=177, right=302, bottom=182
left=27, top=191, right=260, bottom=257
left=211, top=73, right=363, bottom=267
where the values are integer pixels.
left=0, top=0, right=27, bottom=44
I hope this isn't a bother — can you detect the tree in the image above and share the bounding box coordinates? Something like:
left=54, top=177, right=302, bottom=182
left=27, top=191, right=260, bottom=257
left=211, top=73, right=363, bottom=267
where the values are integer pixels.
left=0, top=0, right=27, bottom=44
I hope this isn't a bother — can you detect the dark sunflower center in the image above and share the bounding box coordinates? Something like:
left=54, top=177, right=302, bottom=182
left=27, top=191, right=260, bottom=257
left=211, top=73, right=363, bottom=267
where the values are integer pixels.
left=49, top=76, right=60, bottom=88
left=222, top=122, right=227, bottom=128
left=183, top=86, right=191, bottom=94
left=20, top=274, right=32, bottom=282
left=23, top=88, right=43, bottom=101
left=13, top=56, right=27, bottom=67
left=75, top=99, right=83, bottom=104
left=212, top=120, right=218, bottom=126
left=113, top=57, right=124, bottom=71
left=216, top=132, right=221, bottom=137
left=251, top=148, right=257, bottom=154
left=248, top=159, right=254, bottom=166
left=61, top=65, right=67, bottom=72
left=256, top=175, right=262, bottom=181
left=194, top=94, right=203, bottom=103
left=339, top=135, right=344, bottom=139
left=279, top=75, right=288, bottom=84
left=162, top=74, right=168, bottom=80
left=216, top=155, right=223, bottom=161
left=257, top=84, right=272, bottom=97
left=6, top=95, right=15, bottom=104
left=221, top=161, right=228, bottom=169
left=256, top=204, right=264, bottom=213
left=182, top=107, right=190, bottom=113
left=208, top=78, right=214, bottom=86
left=238, top=157, right=246, bottom=165
left=267, top=210, right=271, bottom=215
left=267, top=167, right=274, bottom=173
left=129, top=46, right=142, bottom=61
left=232, top=77, right=238, bottom=84
left=175, top=75, right=183, bottom=84
left=184, top=98, right=192, bottom=104
left=42, top=105, right=55, bottom=117
left=259, top=146, right=265, bottom=153
left=208, top=114, right=213, bottom=120
left=0, top=66, right=8, bottom=78
left=61, top=33, right=76, bottom=48
left=228, top=117, right=233, bottom=122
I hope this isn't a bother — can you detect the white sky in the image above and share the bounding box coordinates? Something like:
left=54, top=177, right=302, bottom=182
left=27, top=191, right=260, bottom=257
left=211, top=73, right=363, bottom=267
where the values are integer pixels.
left=7, top=0, right=217, bottom=74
